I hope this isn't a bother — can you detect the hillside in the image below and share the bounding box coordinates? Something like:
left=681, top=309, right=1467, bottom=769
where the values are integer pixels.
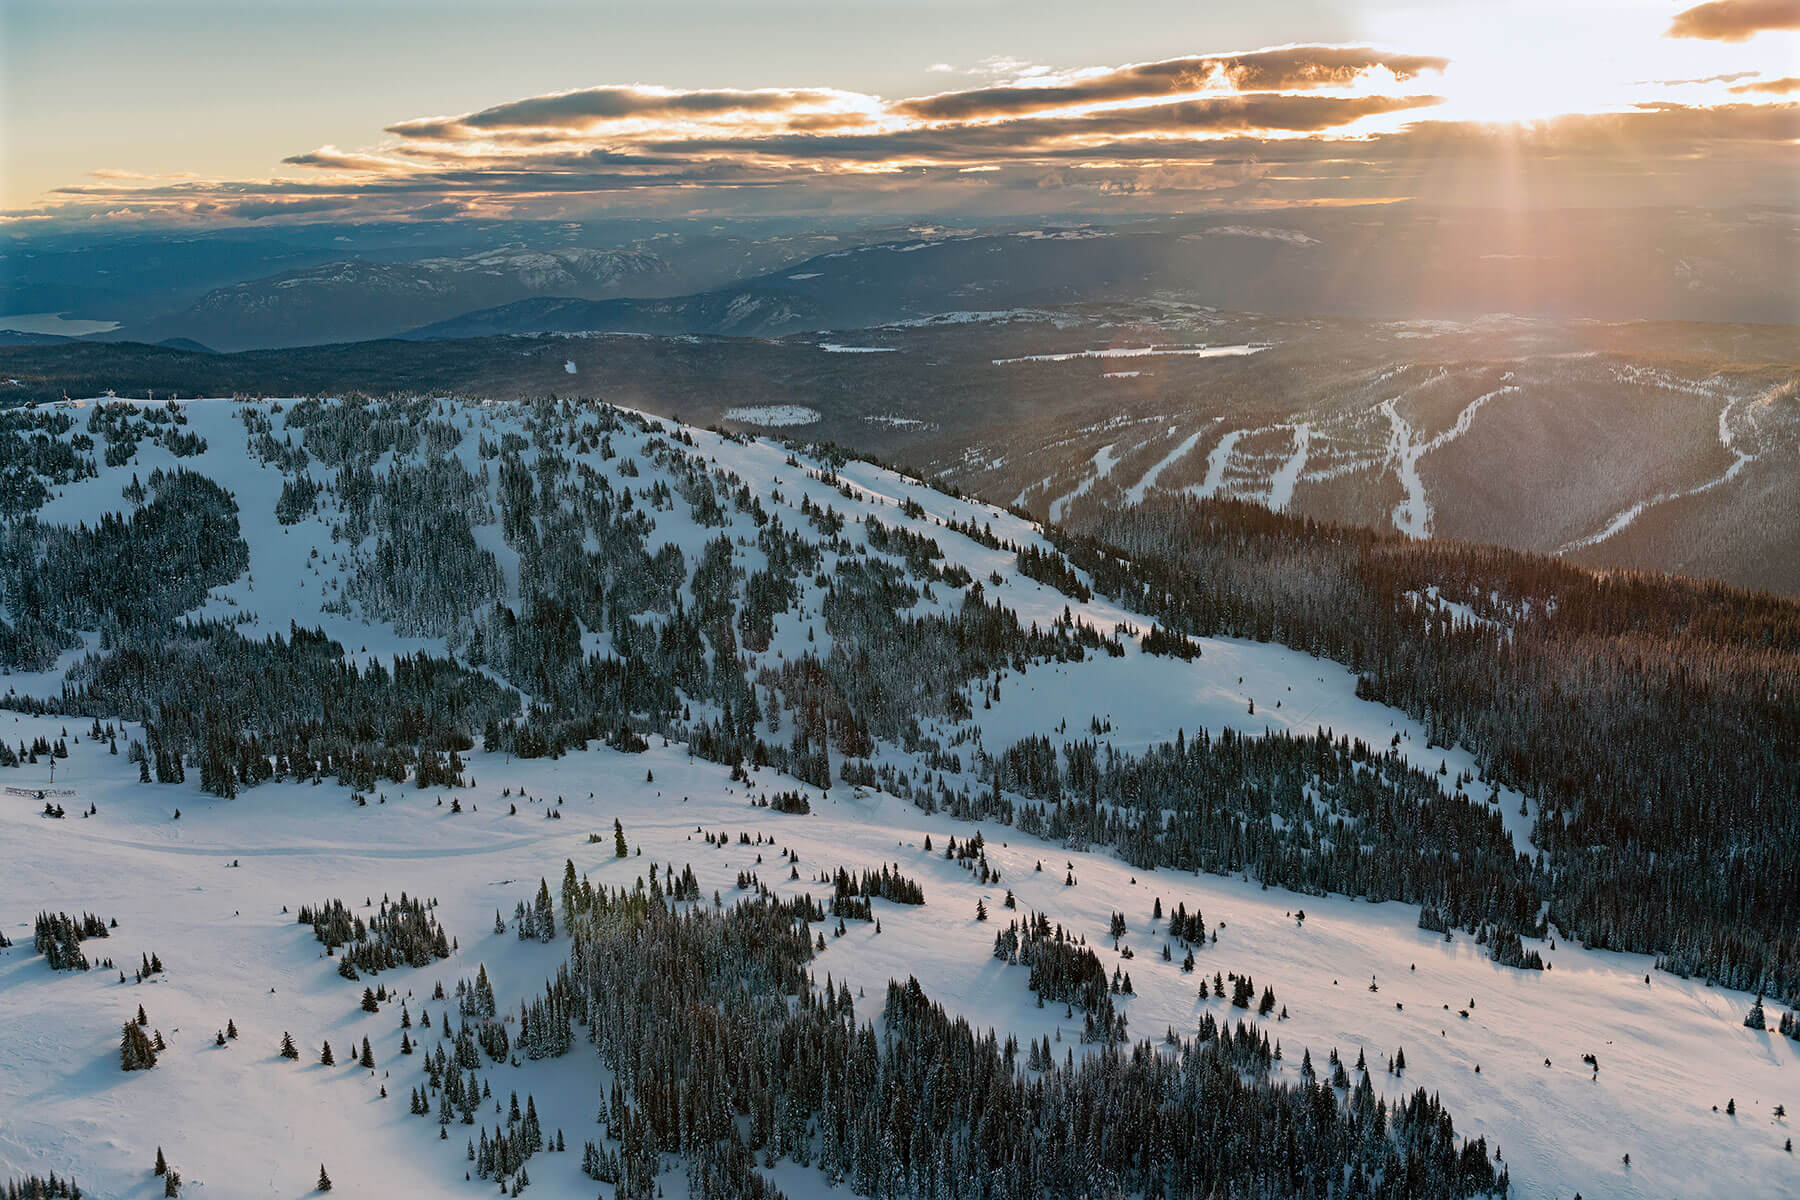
left=5, top=312, right=1797, bottom=594
left=1, top=395, right=1796, bottom=1199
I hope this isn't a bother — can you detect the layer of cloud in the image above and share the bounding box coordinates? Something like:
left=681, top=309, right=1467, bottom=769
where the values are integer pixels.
left=389, top=86, right=870, bottom=141
left=1731, top=75, right=1800, bottom=93
left=893, top=46, right=1448, bottom=120
left=1667, top=0, right=1800, bottom=42
left=13, top=42, right=1798, bottom=227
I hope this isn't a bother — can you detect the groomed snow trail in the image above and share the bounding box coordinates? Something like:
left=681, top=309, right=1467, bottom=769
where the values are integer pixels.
left=1557, top=391, right=1759, bottom=553
left=1265, top=423, right=1312, bottom=511
left=1124, top=423, right=1214, bottom=503
left=1048, top=442, right=1121, bottom=522
left=1382, top=386, right=1518, bottom=538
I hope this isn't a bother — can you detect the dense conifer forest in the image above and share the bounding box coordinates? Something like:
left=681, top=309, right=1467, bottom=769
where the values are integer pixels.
left=1056, top=497, right=1800, bottom=1002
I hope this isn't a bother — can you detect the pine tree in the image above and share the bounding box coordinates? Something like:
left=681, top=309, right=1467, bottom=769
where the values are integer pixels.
left=154, top=1147, right=167, bottom=1176
left=320, top=1040, right=335, bottom=1066
left=360, top=1036, right=375, bottom=1068
left=280, top=1031, right=299, bottom=1059
left=1745, top=995, right=1767, bottom=1030
left=614, top=818, right=629, bottom=858
left=120, top=1021, right=157, bottom=1070
left=164, top=1168, right=182, bottom=1197
left=316, top=1164, right=332, bottom=1192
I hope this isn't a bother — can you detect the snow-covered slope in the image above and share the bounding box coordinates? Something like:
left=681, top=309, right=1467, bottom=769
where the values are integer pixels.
left=1, top=397, right=1794, bottom=1199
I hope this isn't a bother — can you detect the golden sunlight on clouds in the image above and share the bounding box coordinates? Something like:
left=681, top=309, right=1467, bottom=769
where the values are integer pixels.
left=11, top=10, right=1796, bottom=227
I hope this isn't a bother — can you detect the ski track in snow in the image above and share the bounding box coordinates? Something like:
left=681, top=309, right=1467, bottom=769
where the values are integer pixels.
left=1265, top=423, right=1311, bottom=512
left=1382, top=386, right=1519, bottom=538
left=1187, top=426, right=1247, bottom=499
left=1125, top=421, right=1217, bottom=503
left=1047, top=442, right=1120, bottom=522
left=1558, top=392, right=1759, bottom=553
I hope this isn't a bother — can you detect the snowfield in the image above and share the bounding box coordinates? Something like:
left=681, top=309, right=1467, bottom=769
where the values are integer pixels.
left=0, top=397, right=1793, bottom=1199
left=4, top=720, right=1793, bottom=1200
left=992, top=344, right=1266, bottom=365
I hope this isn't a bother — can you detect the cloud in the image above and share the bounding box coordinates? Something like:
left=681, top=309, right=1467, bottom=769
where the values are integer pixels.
left=281, top=147, right=415, bottom=173
left=894, top=47, right=1449, bottom=120
left=1731, top=75, right=1800, bottom=94
left=387, top=86, right=866, bottom=141
left=1667, top=0, right=1800, bottom=41
left=1633, top=71, right=1761, bottom=86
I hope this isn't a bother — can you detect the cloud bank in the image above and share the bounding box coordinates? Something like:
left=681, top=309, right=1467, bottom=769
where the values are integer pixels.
left=1667, top=0, right=1800, bottom=42
left=11, top=41, right=1797, bottom=225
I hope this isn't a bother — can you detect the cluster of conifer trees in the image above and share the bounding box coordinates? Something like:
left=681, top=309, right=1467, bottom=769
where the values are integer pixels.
left=0, top=467, right=245, bottom=670
left=32, top=911, right=108, bottom=971
left=298, top=893, right=451, bottom=975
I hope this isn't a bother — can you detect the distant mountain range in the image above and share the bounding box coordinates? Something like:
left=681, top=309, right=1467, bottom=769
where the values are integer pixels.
left=115, top=245, right=673, bottom=350
left=406, top=209, right=1800, bottom=340
left=10, top=207, right=1789, bottom=353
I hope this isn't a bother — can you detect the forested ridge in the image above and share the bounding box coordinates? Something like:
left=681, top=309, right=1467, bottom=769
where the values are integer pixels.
left=1058, top=496, right=1800, bottom=1002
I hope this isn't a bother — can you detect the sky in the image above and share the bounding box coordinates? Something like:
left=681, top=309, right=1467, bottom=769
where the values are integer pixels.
left=2, top=0, right=1796, bottom=227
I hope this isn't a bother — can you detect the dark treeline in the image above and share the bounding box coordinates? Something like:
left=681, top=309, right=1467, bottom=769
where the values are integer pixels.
left=966, top=725, right=1544, bottom=953
left=1058, top=495, right=1800, bottom=1002
left=554, top=883, right=1505, bottom=1200
left=1, top=1175, right=84, bottom=1200
left=20, top=621, right=518, bottom=795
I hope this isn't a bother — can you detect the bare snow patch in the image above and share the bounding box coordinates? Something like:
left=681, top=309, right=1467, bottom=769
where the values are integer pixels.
left=993, top=344, right=1266, bottom=365
left=1184, top=226, right=1319, bottom=246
